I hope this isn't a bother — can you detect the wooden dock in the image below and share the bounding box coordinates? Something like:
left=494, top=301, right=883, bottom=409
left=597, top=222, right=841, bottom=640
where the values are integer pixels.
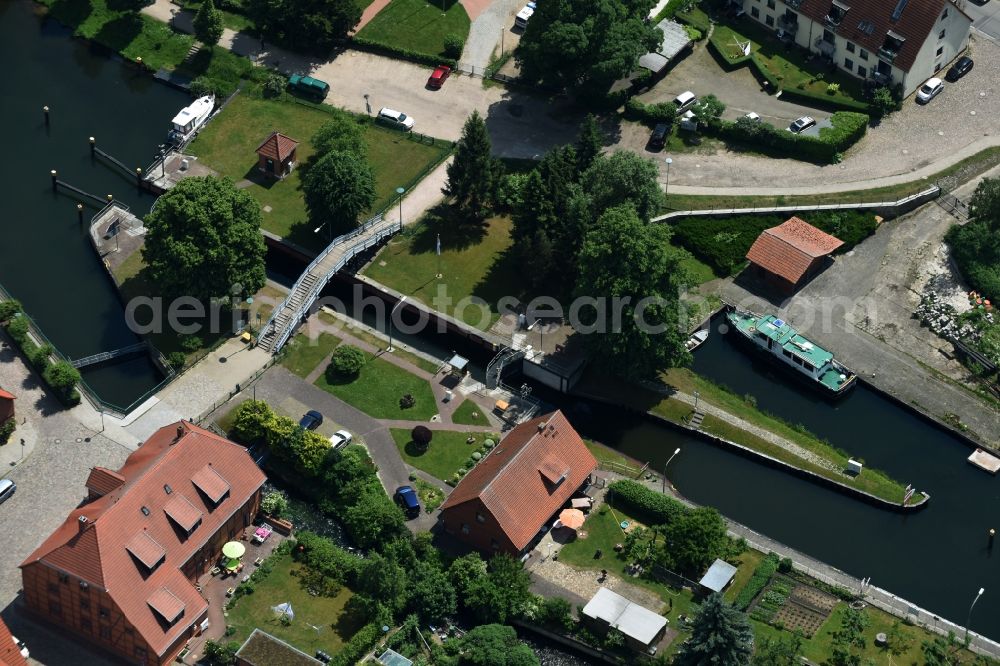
left=968, top=448, right=1000, bottom=474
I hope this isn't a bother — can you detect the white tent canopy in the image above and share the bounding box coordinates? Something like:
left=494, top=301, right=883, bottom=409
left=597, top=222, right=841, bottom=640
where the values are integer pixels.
left=271, top=602, right=294, bottom=621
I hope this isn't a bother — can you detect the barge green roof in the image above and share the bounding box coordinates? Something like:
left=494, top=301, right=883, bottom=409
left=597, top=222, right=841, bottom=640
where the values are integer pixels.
left=731, top=313, right=834, bottom=368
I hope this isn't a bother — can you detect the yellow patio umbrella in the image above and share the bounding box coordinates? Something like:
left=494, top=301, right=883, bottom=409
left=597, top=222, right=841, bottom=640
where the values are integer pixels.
left=222, top=541, right=245, bottom=559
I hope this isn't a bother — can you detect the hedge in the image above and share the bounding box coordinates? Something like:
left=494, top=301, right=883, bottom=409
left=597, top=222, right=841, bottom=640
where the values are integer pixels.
left=670, top=209, right=878, bottom=277
left=351, top=37, right=457, bottom=68
left=608, top=480, right=688, bottom=525
left=712, top=111, right=869, bottom=164
left=733, top=552, right=779, bottom=610
left=624, top=98, right=678, bottom=127
left=332, top=622, right=383, bottom=666
left=3, top=310, right=81, bottom=407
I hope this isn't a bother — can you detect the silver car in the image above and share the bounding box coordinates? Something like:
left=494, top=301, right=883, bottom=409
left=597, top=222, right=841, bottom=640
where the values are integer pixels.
left=916, top=77, right=944, bottom=104
left=788, top=116, right=816, bottom=133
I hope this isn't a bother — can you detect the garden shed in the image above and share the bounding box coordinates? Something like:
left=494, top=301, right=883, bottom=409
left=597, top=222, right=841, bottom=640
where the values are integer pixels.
left=745, top=216, right=843, bottom=293
left=255, top=131, right=299, bottom=180
left=581, top=586, right=668, bottom=653
left=698, top=558, right=738, bottom=594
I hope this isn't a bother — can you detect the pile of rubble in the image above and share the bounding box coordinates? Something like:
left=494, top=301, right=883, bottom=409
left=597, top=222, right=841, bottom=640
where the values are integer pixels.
left=915, top=292, right=983, bottom=342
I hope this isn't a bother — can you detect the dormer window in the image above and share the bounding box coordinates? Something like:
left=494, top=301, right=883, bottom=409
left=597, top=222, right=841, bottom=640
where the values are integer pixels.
left=880, top=30, right=906, bottom=60
left=825, top=1, right=848, bottom=26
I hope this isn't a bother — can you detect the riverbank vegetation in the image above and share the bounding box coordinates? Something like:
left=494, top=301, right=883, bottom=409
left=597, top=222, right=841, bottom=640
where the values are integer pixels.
left=0, top=300, right=81, bottom=406
left=189, top=95, right=450, bottom=250
left=947, top=177, right=1000, bottom=302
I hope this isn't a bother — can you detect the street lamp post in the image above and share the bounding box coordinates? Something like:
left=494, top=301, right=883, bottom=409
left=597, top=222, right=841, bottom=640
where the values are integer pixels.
left=664, top=157, right=673, bottom=199
left=396, top=187, right=405, bottom=228
left=693, top=389, right=700, bottom=412
left=363, top=93, right=371, bottom=116
left=662, top=447, right=681, bottom=493
left=501, top=28, right=505, bottom=57
left=246, top=296, right=254, bottom=335
left=387, top=296, right=407, bottom=353
left=966, top=587, right=985, bottom=645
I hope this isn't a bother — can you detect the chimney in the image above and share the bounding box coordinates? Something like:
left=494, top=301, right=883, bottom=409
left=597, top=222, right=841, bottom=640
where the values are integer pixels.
left=174, top=424, right=184, bottom=442
left=537, top=421, right=547, bottom=433
left=78, top=515, right=89, bottom=532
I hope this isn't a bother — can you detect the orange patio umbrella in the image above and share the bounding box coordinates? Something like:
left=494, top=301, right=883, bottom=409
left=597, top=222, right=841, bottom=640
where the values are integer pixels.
left=558, top=508, right=586, bottom=530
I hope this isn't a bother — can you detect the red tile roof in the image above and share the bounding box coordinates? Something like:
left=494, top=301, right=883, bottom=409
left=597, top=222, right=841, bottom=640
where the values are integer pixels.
left=147, top=587, right=186, bottom=624
left=746, top=217, right=843, bottom=285
left=255, top=131, right=299, bottom=163
left=441, top=411, right=597, bottom=551
left=191, top=464, right=231, bottom=504
left=0, top=616, right=27, bottom=666
left=164, top=494, right=203, bottom=532
left=20, top=422, right=266, bottom=659
left=794, top=0, right=959, bottom=72
left=86, top=467, right=125, bottom=496
left=0, top=389, right=14, bottom=401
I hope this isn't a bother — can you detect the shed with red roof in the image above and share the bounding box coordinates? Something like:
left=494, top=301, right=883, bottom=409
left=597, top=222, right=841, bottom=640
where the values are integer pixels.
left=745, top=217, right=844, bottom=293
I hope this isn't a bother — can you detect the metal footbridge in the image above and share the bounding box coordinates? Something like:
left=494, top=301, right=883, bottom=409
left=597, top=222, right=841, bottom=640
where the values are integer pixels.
left=71, top=342, right=150, bottom=369
left=258, top=214, right=402, bottom=353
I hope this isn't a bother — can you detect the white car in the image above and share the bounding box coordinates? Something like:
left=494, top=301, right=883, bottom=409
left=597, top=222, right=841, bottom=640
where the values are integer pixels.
left=378, top=107, right=415, bottom=131
left=329, top=429, right=353, bottom=450
left=788, top=115, right=816, bottom=133
left=916, top=77, right=944, bottom=104
left=744, top=112, right=761, bottom=122
left=514, top=2, right=535, bottom=28
left=673, top=91, right=697, bottom=112
left=11, top=635, right=28, bottom=659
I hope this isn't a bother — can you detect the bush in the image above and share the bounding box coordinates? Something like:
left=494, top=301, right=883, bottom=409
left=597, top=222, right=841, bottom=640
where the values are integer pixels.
left=28, top=343, right=54, bottom=371
left=624, top=98, right=678, bottom=128
left=778, top=556, right=793, bottom=573
left=230, top=400, right=274, bottom=443
left=713, top=111, right=868, bottom=164
left=331, top=622, right=383, bottom=666
left=327, top=345, right=366, bottom=379
left=608, top=480, right=687, bottom=525
left=733, top=552, right=780, bottom=610
left=167, top=351, right=186, bottom=371
left=411, top=425, right=433, bottom=450
left=826, top=82, right=840, bottom=95
left=400, top=393, right=416, bottom=409
left=179, top=334, right=203, bottom=352
left=5, top=316, right=29, bottom=345
left=262, top=73, right=285, bottom=98
left=261, top=490, right=288, bottom=518
left=43, top=361, right=81, bottom=398
left=443, top=33, right=465, bottom=59
left=351, top=37, right=457, bottom=68
left=0, top=418, right=15, bottom=445
left=0, top=300, right=22, bottom=323
left=870, top=86, right=900, bottom=118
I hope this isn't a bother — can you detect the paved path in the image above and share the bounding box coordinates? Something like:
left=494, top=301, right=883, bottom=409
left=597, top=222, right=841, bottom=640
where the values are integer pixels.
left=461, top=0, right=522, bottom=70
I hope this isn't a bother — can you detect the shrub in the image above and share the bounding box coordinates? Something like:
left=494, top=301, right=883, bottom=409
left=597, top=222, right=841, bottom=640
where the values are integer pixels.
left=28, top=343, right=53, bottom=371
left=261, top=490, right=288, bottom=518
left=733, top=553, right=780, bottom=610
left=870, top=86, right=900, bottom=118
left=826, top=82, right=840, bottom=94
left=351, top=37, right=457, bottom=68
left=713, top=111, right=868, bottom=164
left=331, top=622, right=383, bottom=666
left=5, top=316, right=29, bottom=345
left=179, top=334, right=203, bottom=352
left=400, top=393, right=416, bottom=409
left=167, top=351, right=186, bottom=371
left=624, top=98, right=678, bottom=127
left=411, top=425, right=433, bottom=450
left=778, top=556, right=793, bottom=573
left=0, top=417, right=15, bottom=445
left=262, top=73, right=285, bottom=98
left=230, top=400, right=274, bottom=443
left=43, top=361, right=81, bottom=398
left=608, top=480, right=687, bottom=525
left=327, top=345, right=366, bottom=379
left=0, top=300, right=21, bottom=323
left=683, top=25, right=703, bottom=41
left=443, top=33, right=465, bottom=59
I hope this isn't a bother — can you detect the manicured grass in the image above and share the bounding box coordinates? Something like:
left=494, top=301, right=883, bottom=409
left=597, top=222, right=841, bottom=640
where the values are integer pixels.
left=315, top=312, right=441, bottom=374
left=583, top=439, right=645, bottom=477
left=280, top=332, right=340, bottom=378
left=390, top=428, right=496, bottom=481
left=316, top=355, right=437, bottom=420
left=413, top=477, right=446, bottom=512
left=577, top=370, right=917, bottom=504
left=451, top=399, right=490, bottom=426
left=356, top=0, right=470, bottom=58
left=227, top=552, right=360, bottom=656
left=678, top=251, right=717, bottom=286
left=188, top=95, right=449, bottom=249
left=722, top=549, right=764, bottom=604
left=362, top=215, right=521, bottom=330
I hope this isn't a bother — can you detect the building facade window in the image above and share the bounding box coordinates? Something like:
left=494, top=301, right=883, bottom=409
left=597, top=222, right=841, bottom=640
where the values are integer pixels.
left=846, top=42, right=855, bottom=53
left=936, top=46, right=944, bottom=56
left=134, top=647, right=148, bottom=660
left=751, top=6, right=759, bottom=18
left=765, top=14, right=774, bottom=25
left=475, top=512, right=485, bottom=523
left=460, top=523, right=470, bottom=534
left=942, top=7, right=949, bottom=19
left=767, top=0, right=775, bottom=8
left=860, top=49, right=868, bottom=60
left=939, top=29, right=946, bottom=39
left=844, top=58, right=854, bottom=71
left=857, top=66, right=867, bottom=78
left=80, top=598, right=90, bottom=611
left=47, top=582, right=59, bottom=595
left=100, top=626, right=111, bottom=640
left=99, top=606, right=110, bottom=618
left=490, top=539, right=500, bottom=550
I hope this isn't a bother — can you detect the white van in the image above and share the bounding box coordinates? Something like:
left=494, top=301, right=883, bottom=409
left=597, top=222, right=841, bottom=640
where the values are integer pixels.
left=673, top=90, right=697, bottom=112
left=515, top=2, right=536, bottom=28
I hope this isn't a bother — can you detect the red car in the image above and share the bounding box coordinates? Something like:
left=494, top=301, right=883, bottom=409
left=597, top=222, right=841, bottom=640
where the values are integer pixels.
left=427, top=65, right=451, bottom=89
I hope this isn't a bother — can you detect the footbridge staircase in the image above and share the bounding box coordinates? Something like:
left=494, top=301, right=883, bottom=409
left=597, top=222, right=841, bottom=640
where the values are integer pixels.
left=258, top=215, right=401, bottom=353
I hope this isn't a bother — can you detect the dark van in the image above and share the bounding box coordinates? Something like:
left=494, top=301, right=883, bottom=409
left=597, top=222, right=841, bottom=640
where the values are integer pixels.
left=394, top=486, right=421, bottom=518
left=288, top=74, right=330, bottom=101
left=649, top=123, right=669, bottom=150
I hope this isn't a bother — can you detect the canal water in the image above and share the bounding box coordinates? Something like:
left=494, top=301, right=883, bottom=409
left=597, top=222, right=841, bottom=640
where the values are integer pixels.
left=0, top=0, right=185, bottom=408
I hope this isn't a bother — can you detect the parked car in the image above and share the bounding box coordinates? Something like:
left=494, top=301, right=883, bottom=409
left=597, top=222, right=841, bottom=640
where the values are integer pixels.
left=394, top=485, right=421, bottom=518
left=427, top=64, right=452, bottom=89
left=744, top=111, right=761, bottom=122
left=378, top=107, right=415, bottom=131
left=299, top=410, right=323, bottom=430
left=0, top=478, right=15, bottom=505
left=329, top=429, right=353, bottom=450
left=916, top=77, right=944, bottom=103
left=648, top=123, right=669, bottom=150
left=788, top=116, right=816, bottom=133
left=945, top=56, right=974, bottom=82
left=514, top=1, right=536, bottom=29
left=673, top=90, right=697, bottom=112
left=288, top=74, right=330, bottom=101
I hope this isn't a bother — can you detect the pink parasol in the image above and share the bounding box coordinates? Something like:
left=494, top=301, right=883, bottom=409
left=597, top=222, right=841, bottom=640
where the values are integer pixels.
left=558, top=508, right=586, bottom=530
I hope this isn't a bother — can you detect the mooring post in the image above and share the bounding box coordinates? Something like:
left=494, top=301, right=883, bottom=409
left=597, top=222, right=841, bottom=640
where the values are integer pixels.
left=50, top=170, right=57, bottom=192
left=135, top=167, right=143, bottom=190
left=89, top=136, right=96, bottom=159
left=106, top=194, right=113, bottom=205
left=135, top=56, right=143, bottom=69
left=990, top=528, right=996, bottom=549
left=43, top=106, right=50, bottom=127
left=77, top=203, right=84, bottom=225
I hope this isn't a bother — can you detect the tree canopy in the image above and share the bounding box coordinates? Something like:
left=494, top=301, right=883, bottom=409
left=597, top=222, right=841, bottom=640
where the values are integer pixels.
left=304, top=150, right=376, bottom=237
left=246, top=0, right=361, bottom=54
left=675, top=593, right=754, bottom=666
left=575, top=203, right=691, bottom=379
left=455, top=624, right=539, bottom=666
left=946, top=177, right=1000, bottom=300
left=143, top=176, right=266, bottom=302
left=193, top=0, right=224, bottom=46
left=444, top=111, right=500, bottom=219
left=578, top=151, right=663, bottom=223
left=311, top=110, right=368, bottom=159
left=515, top=0, right=659, bottom=94
left=657, top=506, right=729, bottom=576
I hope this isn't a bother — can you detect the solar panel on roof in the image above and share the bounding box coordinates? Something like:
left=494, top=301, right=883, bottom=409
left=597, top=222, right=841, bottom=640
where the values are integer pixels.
left=890, top=0, right=908, bottom=21
left=773, top=319, right=785, bottom=327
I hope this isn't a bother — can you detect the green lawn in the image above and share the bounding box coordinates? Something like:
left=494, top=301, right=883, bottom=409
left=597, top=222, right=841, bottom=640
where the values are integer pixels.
left=413, top=477, right=446, bottom=512
left=362, top=215, right=521, bottom=330
left=451, top=399, right=490, bottom=426
left=583, top=439, right=645, bottom=477
left=391, top=428, right=496, bottom=481
left=280, top=333, right=340, bottom=378
left=316, top=312, right=441, bottom=374
left=227, top=552, right=361, bottom=656
left=356, top=0, right=471, bottom=59
left=188, top=95, right=450, bottom=250
left=316, top=355, right=437, bottom=420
